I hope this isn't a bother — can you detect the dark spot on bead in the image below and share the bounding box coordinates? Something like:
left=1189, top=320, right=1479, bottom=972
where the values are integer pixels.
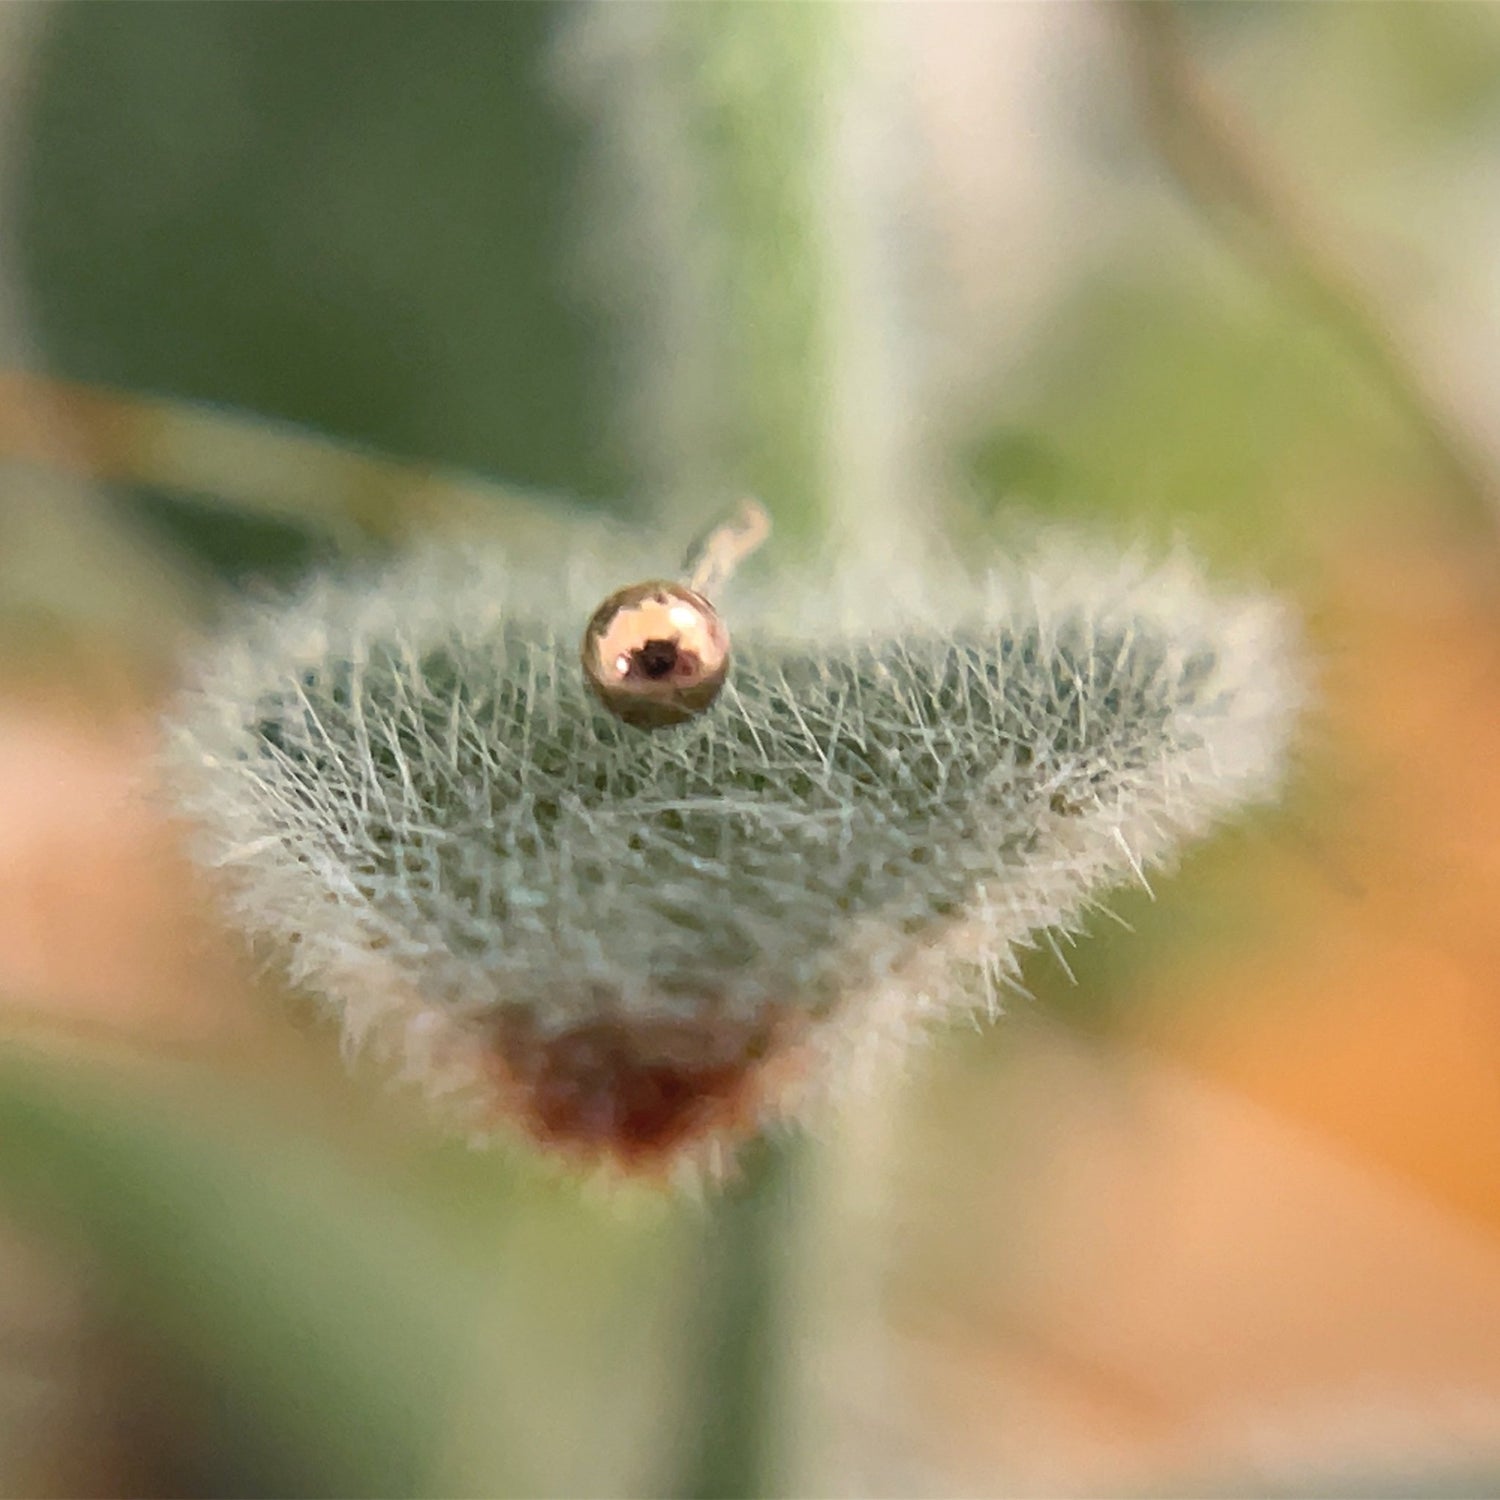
left=580, top=579, right=731, bottom=729
left=634, top=639, right=680, bottom=680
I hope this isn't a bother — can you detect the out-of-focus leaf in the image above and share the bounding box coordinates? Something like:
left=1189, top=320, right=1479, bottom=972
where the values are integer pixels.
left=1196, top=2, right=1500, bottom=152
left=970, top=274, right=1416, bottom=563
left=0, top=1049, right=509, bottom=1498
left=17, top=2, right=635, bottom=566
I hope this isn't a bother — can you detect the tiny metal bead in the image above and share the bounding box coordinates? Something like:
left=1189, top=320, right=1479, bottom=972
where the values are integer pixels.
left=581, top=580, right=731, bottom=728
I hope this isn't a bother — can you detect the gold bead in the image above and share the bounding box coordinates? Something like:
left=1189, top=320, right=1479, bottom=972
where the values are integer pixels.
left=581, top=580, right=731, bottom=728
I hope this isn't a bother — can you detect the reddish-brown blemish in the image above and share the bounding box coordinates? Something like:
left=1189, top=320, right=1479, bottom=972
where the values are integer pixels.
left=484, top=1008, right=802, bottom=1175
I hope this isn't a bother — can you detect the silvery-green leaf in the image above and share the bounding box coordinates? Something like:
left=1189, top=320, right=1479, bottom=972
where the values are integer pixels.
left=165, top=531, right=1304, bottom=1176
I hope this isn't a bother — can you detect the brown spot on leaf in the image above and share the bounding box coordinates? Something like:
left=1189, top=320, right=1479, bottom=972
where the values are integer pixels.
left=484, top=1007, right=802, bottom=1175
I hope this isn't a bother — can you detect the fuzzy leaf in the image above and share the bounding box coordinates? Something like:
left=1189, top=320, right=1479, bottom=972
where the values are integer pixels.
left=166, top=532, right=1303, bottom=1174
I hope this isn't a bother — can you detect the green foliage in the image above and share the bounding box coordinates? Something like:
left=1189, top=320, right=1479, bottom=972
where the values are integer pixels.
left=970, top=272, right=1415, bottom=563
left=18, top=1, right=631, bottom=576
left=0, top=1052, right=495, bottom=1497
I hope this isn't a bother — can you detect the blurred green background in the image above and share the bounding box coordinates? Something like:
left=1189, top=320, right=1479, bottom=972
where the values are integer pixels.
left=4, top=3, right=1500, bottom=1497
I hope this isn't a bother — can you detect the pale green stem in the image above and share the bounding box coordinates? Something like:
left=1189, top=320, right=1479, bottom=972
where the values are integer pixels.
left=675, top=1137, right=807, bottom=1500
left=588, top=7, right=883, bottom=1494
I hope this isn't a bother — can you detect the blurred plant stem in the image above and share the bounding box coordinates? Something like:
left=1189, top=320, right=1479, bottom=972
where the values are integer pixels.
left=1118, top=0, right=1500, bottom=543
left=567, top=1, right=926, bottom=567
left=676, top=1138, right=806, bottom=1500
left=577, top=6, right=899, bottom=1493
left=0, top=369, right=579, bottom=552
